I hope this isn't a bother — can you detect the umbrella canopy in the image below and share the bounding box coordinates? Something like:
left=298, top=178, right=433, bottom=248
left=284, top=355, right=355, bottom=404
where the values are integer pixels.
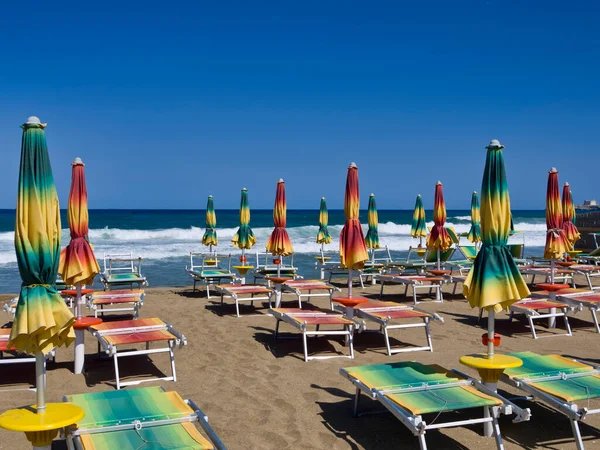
left=426, top=182, right=452, bottom=251
left=467, top=191, right=482, bottom=244
left=202, top=195, right=218, bottom=247
left=464, top=140, right=530, bottom=314
left=544, top=168, right=572, bottom=260
left=10, top=117, right=75, bottom=355
left=58, top=158, right=100, bottom=287
left=365, top=193, right=380, bottom=249
left=410, top=194, right=427, bottom=240
left=316, top=197, right=332, bottom=244
left=561, top=182, right=580, bottom=245
left=340, top=163, right=369, bottom=270
left=266, top=179, right=293, bottom=256
left=232, top=188, right=256, bottom=250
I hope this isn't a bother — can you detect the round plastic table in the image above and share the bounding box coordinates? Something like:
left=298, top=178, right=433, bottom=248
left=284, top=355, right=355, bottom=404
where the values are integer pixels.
left=60, top=289, right=94, bottom=297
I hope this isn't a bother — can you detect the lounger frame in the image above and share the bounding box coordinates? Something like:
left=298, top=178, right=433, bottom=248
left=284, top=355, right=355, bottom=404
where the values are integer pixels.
left=376, top=274, right=444, bottom=304
left=186, top=252, right=237, bottom=298
left=214, top=284, right=275, bottom=317
left=101, top=252, right=147, bottom=290
left=509, top=299, right=573, bottom=339
left=279, top=280, right=340, bottom=309
left=87, top=290, right=145, bottom=319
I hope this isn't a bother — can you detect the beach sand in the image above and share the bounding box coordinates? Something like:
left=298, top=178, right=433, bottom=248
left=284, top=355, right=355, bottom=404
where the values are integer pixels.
left=0, top=276, right=599, bottom=449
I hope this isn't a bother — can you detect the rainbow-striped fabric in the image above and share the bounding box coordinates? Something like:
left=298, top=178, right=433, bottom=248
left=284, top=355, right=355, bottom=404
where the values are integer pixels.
left=410, top=194, right=427, bottom=239
left=544, top=169, right=572, bottom=259
left=10, top=121, right=75, bottom=354
left=464, top=143, right=530, bottom=312
left=340, top=164, right=368, bottom=269
left=468, top=191, right=481, bottom=244
left=426, top=182, right=452, bottom=251
left=202, top=195, right=218, bottom=247
left=232, top=188, right=256, bottom=249
left=266, top=179, right=293, bottom=256
left=365, top=193, right=380, bottom=249
left=58, top=159, right=100, bottom=286
left=561, top=182, right=580, bottom=245
left=316, top=197, right=332, bottom=244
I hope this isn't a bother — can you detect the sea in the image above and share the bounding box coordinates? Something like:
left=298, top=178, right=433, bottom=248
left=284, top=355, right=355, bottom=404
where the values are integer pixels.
left=0, top=209, right=548, bottom=294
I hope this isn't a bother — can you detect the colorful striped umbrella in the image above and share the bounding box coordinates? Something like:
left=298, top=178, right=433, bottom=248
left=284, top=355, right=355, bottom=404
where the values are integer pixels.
left=467, top=191, right=482, bottom=244
left=464, top=140, right=530, bottom=358
left=365, top=193, right=380, bottom=252
left=340, top=163, right=369, bottom=297
left=544, top=168, right=572, bottom=282
left=202, top=195, right=218, bottom=251
left=427, top=181, right=452, bottom=268
left=11, top=117, right=75, bottom=413
left=410, top=194, right=427, bottom=247
left=58, top=157, right=100, bottom=322
left=316, top=197, right=332, bottom=246
left=561, top=182, right=580, bottom=246
left=232, top=188, right=256, bottom=259
left=266, top=179, right=293, bottom=268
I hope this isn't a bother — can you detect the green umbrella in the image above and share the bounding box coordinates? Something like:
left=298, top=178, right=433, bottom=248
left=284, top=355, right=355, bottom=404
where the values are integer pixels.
left=232, top=188, right=256, bottom=260
left=468, top=191, right=481, bottom=244
left=365, top=193, right=380, bottom=260
left=316, top=197, right=332, bottom=248
left=410, top=194, right=427, bottom=247
left=202, top=195, right=218, bottom=252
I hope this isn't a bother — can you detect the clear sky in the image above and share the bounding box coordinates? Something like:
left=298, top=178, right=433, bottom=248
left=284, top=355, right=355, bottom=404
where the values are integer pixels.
left=0, top=1, right=598, bottom=210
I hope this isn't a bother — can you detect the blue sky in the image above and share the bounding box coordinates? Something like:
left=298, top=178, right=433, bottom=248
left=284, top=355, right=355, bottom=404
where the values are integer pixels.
left=0, top=1, right=597, bottom=210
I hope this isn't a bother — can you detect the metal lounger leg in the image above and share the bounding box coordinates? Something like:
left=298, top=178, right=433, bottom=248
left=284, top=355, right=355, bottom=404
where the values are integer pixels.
left=592, top=309, right=600, bottom=334
left=353, top=387, right=361, bottom=417
left=235, top=298, right=241, bottom=318
left=564, top=309, right=573, bottom=336
left=528, top=316, right=538, bottom=339
left=274, top=319, right=280, bottom=339
left=169, top=340, right=177, bottom=382
left=114, top=352, right=121, bottom=390
left=383, top=325, right=392, bottom=356
left=570, top=419, right=585, bottom=450
left=492, top=409, right=505, bottom=450
left=302, top=331, right=309, bottom=362
left=348, top=325, right=354, bottom=359
left=206, top=284, right=211, bottom=299
left=379, top=281, right=385, bottom=298
left=424, top=319, right=433, bottom=351
left=417, top=433, right=428, bottom=450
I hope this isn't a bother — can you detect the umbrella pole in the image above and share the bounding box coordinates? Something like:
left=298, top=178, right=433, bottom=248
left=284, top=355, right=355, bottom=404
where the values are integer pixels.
left=35, top=352, right=46, bottom=414
left=487, top=309, right=495, bottom=359
left=320, top=244, right=325, bottom=280
left=550, top=259, right=555, bottom=284
left=348, top=269, right=353, bottom=298
left=277, top=260, right=281, bottom=278
left=437, top=249, right=441, bottom=270
left=76, top=284, right=82, bottom=320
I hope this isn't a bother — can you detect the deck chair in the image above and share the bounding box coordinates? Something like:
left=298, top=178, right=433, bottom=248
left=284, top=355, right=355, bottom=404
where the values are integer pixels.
left=269, top=306, right=356, bottom=361
left=279, top=279, right=340, bottom=309
left=87, top=289, right=145, bottom=318
left=333, top=301, right=443, bottom=355
left=570, top=264, right=600, bottom=290
left=324, top=264, right=366, bottom=288
left=0, top=328, right=55, bottom=392
left=315, top=249, right=340, bottom=279
left=186, top=252, right=237, bottom=298
left=101, top=253, right=147, bottom=290
left=502, top=351, right=600, bottom=450
left=520, top=266, right=575, bottom=287
left=340, top=361, right=530, bottom=450
left=64, top=386, right=226, bottom=450
left=89, top=318, right=187, bottom=390
left=375, top=274, right=445, bottom=304
left=578, top=246, right=600, bottom=265
left=361, top=246, right=393, bottom=285
left=252, top=252, right=300, bottom=282
left=214, top=284, right=275, bottom=317
left=551, top=290, right=600, bottom=334
left=508, top=243, right=528, bottom=265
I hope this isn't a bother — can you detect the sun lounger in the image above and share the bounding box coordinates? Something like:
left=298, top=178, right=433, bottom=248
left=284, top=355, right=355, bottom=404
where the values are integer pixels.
left=324, top=265, right=366, bottom=287
left=519, top=266, right=575, bottom=287
left=508, top=298, right=573, bottom=339
left=252, top=252, right=300, bottom=283
left=101, top=253, right=147, bottom=290
left=87, top=289, right=145, bottom=319
left=269, top=307, right=356, bottom=361
left=64, top=386, right=226, bottom=450
left=333, top=301, right=443, bottom=355
left=502, top=351, right=600, bottom=450
left=278, top=279, right=340, bottom=309
left=547, top=290, right=600, bottom=334
left=569, top=264, right=600, bottom=290
left=375, top=274, right=445, bottom=304
left=186, top=252, right=237, bottom=298
left=577, top=246, right=600, bottom=265
left=214, top=284, right=275, bottom=317
left=361, top=247, right=392, bottom=284
left=341, top=361, right=530, bottom=450
left=89, top=317, right=187, bottom=390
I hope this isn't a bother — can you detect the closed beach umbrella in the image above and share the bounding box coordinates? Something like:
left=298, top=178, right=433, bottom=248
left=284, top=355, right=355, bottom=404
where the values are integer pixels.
left=58, top=158, right=100, bottom=311
left=11, top=117, right=76, bottom=413
left=316, top=197, right=332, bottom=246
left=468, top=191, right=481, bottom=244
left=266, top=179, right=293, bottom=275
left=340, top=163, right=369, bottom=296
left=410, top=194, right=427, bottom=247
left=365, top=193, right=380, bottom=253
left=202, top=195, right=218, bottom=252
left=427, top=181, right=452, bottom=268
left=561, top=182, right=580, bottom=246
left=464, top=140, right=530, bottom=358
left=544, top=168, right=572, bottom=282
left=232, top=188, right=256, bottom=259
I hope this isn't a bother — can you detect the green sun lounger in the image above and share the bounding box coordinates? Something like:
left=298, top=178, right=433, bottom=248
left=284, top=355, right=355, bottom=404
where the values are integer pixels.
left=340, top=361, right=530, bottom=450
left=64, top=386, right=226, bottom=450
left=502, top=351, right=600, bottom=450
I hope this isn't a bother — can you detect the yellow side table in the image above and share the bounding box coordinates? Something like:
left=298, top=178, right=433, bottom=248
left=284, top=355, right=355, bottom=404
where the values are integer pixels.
left=414, top=248, right=427, bottom=258
left=460, top=353, right=522, bottom=437
left=232, top=265, right=253, bottom=284
left=0, top=403, right=85, bottom=449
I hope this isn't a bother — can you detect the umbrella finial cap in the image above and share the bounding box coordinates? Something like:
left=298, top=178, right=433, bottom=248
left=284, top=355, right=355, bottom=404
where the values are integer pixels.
left=26, top=116, right=41, bottom=125
left=72, top=157, right=84, bottom=166
left=436, top=181, right=442, bottom=185
left=349, top=162, right=357, bottom=168
left=473, top=191, right=477, bottom=194
left=370, top=193, right=374, bottom=197
left=321, top=196, right=325, bottom=200
left=242, top=187, right=247, bottom=191
left=486, top=139, right=504, bottom=149
left=564, top=182, right=570, bottom=186
left=278, top=178, right=284, bottom=183
left=550, top=167, right=558, bottom=173
left=208, top=194, right=213, bottom=198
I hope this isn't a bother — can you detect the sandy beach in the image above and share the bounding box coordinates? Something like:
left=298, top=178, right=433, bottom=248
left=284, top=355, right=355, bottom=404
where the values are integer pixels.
left=1, top=276, right=599, bottom=449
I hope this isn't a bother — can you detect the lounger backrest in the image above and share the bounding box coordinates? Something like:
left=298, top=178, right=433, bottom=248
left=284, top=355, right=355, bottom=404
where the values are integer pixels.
left=446, top=226, right=460, bottom=245
left=589, top=246, right=600, bottom=257
left=370, top=246, right=392, bottom=264
left=458, top=246, right=478, bottom=260
left=507, top=244, right=524, bottom=259
left=425, top=248, right=454, bottom=263
left=104, top=253, right=141, bottom=276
